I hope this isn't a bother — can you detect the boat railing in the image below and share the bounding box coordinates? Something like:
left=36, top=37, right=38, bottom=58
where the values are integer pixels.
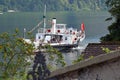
left=38, top=28, right=51, bottom=33
left=37, top=27, right=78, bottom=34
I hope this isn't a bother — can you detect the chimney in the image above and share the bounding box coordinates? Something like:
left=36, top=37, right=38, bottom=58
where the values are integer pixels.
left=52, top=18, right=56, bottom=34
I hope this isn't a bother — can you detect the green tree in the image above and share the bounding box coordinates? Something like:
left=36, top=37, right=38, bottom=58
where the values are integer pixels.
left=0, top=29, right=66, bottom=79
left=0, top=0, right=107, bottom=12
left=101, top=0, right=120, bottom=41
left=0, top=29, right=34, bottom=79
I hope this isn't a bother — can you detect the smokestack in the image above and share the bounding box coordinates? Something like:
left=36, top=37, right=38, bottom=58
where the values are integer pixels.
left=52, top=18, right=56, bottom=34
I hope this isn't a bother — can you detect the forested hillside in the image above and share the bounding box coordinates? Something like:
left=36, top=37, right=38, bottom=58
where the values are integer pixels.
left=0, top=0, right=107, bottom=12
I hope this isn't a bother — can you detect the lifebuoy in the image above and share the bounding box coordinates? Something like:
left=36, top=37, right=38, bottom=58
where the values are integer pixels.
left=47, top=29, right=51, bottom=32
left=57, top=30, right=60, bottom=33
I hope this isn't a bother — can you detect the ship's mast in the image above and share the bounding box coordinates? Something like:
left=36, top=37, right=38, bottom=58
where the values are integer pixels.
left=43, top=4, right=46, bottom=33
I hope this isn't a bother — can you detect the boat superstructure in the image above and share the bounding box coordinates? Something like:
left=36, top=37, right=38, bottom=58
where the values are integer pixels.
left=24, top=18, right=85, bottom=50
left=24, top=5, right=85, bottom=50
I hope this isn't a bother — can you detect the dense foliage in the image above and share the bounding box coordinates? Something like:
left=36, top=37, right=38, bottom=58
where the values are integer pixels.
left=100, top=0, right=120, bottom=41
left=0, top=29, right=34, bottom=79
left=0, top=29, right=66, bottom=79
left=0, top=0, right=107, bottom=12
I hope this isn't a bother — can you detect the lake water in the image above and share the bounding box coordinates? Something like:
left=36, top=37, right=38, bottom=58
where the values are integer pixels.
left=0, top=11, right=112, bottom=66
left=0, top=11, right=111, bottom=43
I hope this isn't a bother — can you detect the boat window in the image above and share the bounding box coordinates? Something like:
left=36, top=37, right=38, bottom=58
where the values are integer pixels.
left=56, top=24, right=65, bottom=29
left=51, top=38, right=57, bottom=43
left=65, top=37, right=67, bottom=40
left=70, top=30, right=72, bottom=34
left=60, top=36, right=63, bottom=41
left=39, top=36, right=41, bottom=39
left=57, top=25, right=62, bottom=29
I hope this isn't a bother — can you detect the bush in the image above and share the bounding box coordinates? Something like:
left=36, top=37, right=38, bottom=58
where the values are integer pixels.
left=0, top=29, right=34, bottom=79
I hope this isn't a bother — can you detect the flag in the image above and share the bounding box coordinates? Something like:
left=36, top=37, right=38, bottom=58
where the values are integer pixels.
left=81, top=23, right=85, bottom=31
